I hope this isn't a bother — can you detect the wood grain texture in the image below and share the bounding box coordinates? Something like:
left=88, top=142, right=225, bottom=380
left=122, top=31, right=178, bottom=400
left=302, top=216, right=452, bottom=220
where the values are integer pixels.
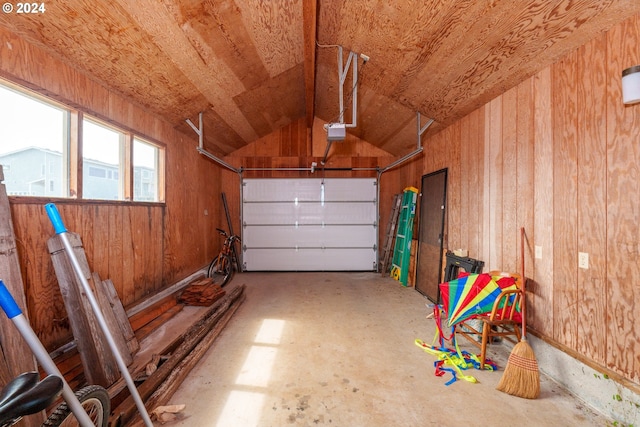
left=0, top=172, right=42, bottom=427
left=2, top=1, right=639, bottom=157
left=552, top=50, right=579, bottom=349
left=47, top=233, right=120, bottom=387
left=605, top=14, right=640, bottom=383
left=576, top=34, right=607, bottom=366
left=487, top=96, right=503, bottom=270
left=515, top=78, right=535, bottom=286
left=502, top=86, right=518, bottom=274
left=532, top=67, right=554, bottom=337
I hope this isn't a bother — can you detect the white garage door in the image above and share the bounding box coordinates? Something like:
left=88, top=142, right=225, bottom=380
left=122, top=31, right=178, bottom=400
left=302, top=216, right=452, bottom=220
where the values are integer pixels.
left=242, top=178, right=378, bottom=271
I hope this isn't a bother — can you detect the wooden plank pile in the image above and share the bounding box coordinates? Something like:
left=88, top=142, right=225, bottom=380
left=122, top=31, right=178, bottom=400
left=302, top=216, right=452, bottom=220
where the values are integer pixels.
left=110, top=284, right=245, bottom=426
left=45, top=225, right=246, bottom=426
left=177, top=277, right=225, bottom=306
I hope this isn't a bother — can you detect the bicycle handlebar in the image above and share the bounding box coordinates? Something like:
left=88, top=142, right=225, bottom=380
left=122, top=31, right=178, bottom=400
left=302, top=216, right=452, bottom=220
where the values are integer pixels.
left=216, top=228, right=240, bottom=241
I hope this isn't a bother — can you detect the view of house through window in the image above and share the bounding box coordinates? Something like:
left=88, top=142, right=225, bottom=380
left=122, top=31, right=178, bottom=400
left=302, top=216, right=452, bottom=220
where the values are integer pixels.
left=133, top=137, right=160, bottom=202
left=82, top=118, right=124, bottom=201
left=0, top=83, right=70, bottom=197
left=0, top=80, right=164, bottom=202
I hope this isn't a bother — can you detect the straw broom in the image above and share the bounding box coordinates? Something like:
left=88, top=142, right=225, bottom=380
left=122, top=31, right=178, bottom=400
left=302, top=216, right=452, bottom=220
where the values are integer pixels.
left=496, top=227, right=540, bottom=399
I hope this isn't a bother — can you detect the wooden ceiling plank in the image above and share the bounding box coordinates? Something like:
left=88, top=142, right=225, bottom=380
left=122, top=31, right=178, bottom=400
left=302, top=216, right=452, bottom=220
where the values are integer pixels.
left=114, top=0, right=259, bottom=142
left=234, top=0, right=304, bottom=78
left=165, top=0, right=268, bottom=93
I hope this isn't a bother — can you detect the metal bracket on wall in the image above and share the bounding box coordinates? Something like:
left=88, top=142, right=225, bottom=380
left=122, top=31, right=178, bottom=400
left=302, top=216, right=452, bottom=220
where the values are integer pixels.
left=186, top=111, right=242, bottom=175
left=379, top=111, right=433, bottom=175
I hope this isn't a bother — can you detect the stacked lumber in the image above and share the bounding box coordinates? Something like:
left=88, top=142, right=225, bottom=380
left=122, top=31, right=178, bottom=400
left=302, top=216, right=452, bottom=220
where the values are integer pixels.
left=110, top=284, right=246, bottom=427
left=177, top=277, right=225, bottom=306
left=130, top=295, right=184, bottom=341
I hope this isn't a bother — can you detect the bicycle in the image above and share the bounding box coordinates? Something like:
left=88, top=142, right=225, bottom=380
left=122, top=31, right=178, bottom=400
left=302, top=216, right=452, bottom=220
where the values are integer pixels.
left=0, top=280, right=110, bottom=427
left=207, top=228, right=240, bottom=286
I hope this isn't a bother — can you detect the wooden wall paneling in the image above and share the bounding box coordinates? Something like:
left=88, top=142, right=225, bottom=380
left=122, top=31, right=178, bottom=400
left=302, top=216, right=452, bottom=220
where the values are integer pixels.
left=466, top=108, right=482, bottom=258
left=576, top=35, right=608, bottom=366
left=130, top=207, right=148, bottom=303
left=150, top=206, right=164, bottom=293
left=502, top=87, right=518, bottom=274
left=10, top=204, right=59, bottom=349
left=446, top=124, right=462, bottom=253
left=121, top=206, right=135, bottom=308
left=552, top=52, right=579, bottom=350
left=516, top=78, right=535, bottom=284
left=459, top=115, right=471, bottom=253
left=91, top=204, right=111, bottom=281
left=79, top=205, right=94, bottom=275
left=108, top=206, right=124, bottom=303
left=108, top=92, right=134, bottom=128
left=532, top=67, right=554, bottom=336
left=473, top=107, right=486, bottom=261
left=605, top=15, right=640, bottom=382
left=162, top=148, right=185, bottom=284
left=486, top=96, right=503, bottom=270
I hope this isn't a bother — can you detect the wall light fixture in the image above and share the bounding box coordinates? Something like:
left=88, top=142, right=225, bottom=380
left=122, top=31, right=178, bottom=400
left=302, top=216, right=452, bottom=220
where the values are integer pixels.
left=622, top=65, right=640, bottom=105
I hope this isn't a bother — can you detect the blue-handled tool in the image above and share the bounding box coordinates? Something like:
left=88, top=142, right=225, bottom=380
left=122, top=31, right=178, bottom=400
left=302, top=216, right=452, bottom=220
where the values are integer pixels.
left=0, top=280, right=95, bottom=427
left=44, top=203, right=153, bottom=427
left=44, top=203, right=67, bottom=234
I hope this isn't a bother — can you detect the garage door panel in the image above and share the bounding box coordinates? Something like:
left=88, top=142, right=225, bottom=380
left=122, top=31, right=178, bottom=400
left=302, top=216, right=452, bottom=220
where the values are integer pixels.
left=244, top=178, right=376, bottom=202
left=243, top=248, right=376, bottom=271
left=243, top=202, right=376, bottom=224
left=242, top=178, right=377, bottom=271
left=243, top=225, right=376, bottom=248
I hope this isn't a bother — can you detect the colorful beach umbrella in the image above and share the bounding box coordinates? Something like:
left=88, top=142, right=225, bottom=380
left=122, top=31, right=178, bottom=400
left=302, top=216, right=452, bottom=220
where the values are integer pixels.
left=439, top=273, right=518, bottom=328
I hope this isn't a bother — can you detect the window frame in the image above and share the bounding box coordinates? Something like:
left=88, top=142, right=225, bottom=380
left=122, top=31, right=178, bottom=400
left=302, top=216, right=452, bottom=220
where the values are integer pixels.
left=0, top=78, right=166, bottom=205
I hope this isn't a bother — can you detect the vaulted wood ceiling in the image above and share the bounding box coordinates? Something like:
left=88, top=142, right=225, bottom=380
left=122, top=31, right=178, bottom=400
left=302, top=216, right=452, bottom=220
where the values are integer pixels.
left=1, top=1, right=638, bottom=156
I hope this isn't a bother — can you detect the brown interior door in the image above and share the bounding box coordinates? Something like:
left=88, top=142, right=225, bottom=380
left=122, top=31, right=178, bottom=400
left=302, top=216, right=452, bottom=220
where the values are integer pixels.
left=415, top=168, right=447, bottom=303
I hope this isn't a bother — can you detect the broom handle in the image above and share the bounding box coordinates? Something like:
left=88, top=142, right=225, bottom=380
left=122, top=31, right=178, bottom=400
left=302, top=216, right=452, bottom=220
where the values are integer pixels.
left=520, top=227, right=527, bottom=339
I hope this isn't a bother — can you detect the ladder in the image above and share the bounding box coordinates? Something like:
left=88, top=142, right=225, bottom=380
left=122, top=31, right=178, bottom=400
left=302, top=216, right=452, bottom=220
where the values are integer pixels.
left=380, top=193, right=402, bottom=276
left=390, top=187, right=419, bottom=286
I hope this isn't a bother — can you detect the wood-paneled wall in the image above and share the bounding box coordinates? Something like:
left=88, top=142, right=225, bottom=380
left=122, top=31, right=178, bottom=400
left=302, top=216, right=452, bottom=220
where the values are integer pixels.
left=1, top=28, right=221, bottom=350
left=414, top=13, right=640, bottom=385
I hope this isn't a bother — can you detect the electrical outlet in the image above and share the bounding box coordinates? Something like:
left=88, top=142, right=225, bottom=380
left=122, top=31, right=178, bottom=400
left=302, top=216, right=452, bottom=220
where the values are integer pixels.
left=578, top=252, right=589, bottom=269
left=535, top=245, right=542, bottom=260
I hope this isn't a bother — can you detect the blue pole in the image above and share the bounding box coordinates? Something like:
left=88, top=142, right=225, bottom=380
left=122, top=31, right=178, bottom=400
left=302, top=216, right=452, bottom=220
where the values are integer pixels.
left=45, top=203, right=153, bottom=427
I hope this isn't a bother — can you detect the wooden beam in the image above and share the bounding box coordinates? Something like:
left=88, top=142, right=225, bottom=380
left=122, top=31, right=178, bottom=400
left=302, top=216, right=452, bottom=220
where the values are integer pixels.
left=303, top=0, right=318, bottom=128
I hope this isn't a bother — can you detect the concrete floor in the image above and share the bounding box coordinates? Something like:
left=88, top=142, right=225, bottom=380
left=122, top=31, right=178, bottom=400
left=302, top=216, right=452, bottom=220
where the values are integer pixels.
left=162, top=272, right=610, bottom=427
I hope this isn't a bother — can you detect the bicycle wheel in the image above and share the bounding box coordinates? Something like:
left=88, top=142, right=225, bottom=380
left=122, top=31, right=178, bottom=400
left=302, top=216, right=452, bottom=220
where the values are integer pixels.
left=207, top=254, right=232, bottom=286
left=42, top=385, right=110, bottom=427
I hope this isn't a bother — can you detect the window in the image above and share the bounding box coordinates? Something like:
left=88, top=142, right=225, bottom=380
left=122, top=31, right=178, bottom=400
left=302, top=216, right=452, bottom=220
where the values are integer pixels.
left=1, top=80, right=165, bottom=203
left=83, top=118, right=124, bottom=201
left=0, top=83, right=69, bottom=197
left=133, top=137, right=161, bottom=202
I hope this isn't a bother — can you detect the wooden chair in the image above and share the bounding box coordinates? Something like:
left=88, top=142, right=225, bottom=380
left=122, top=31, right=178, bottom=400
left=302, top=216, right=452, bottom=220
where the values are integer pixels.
left=456, top=271, right=523, bottom=369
